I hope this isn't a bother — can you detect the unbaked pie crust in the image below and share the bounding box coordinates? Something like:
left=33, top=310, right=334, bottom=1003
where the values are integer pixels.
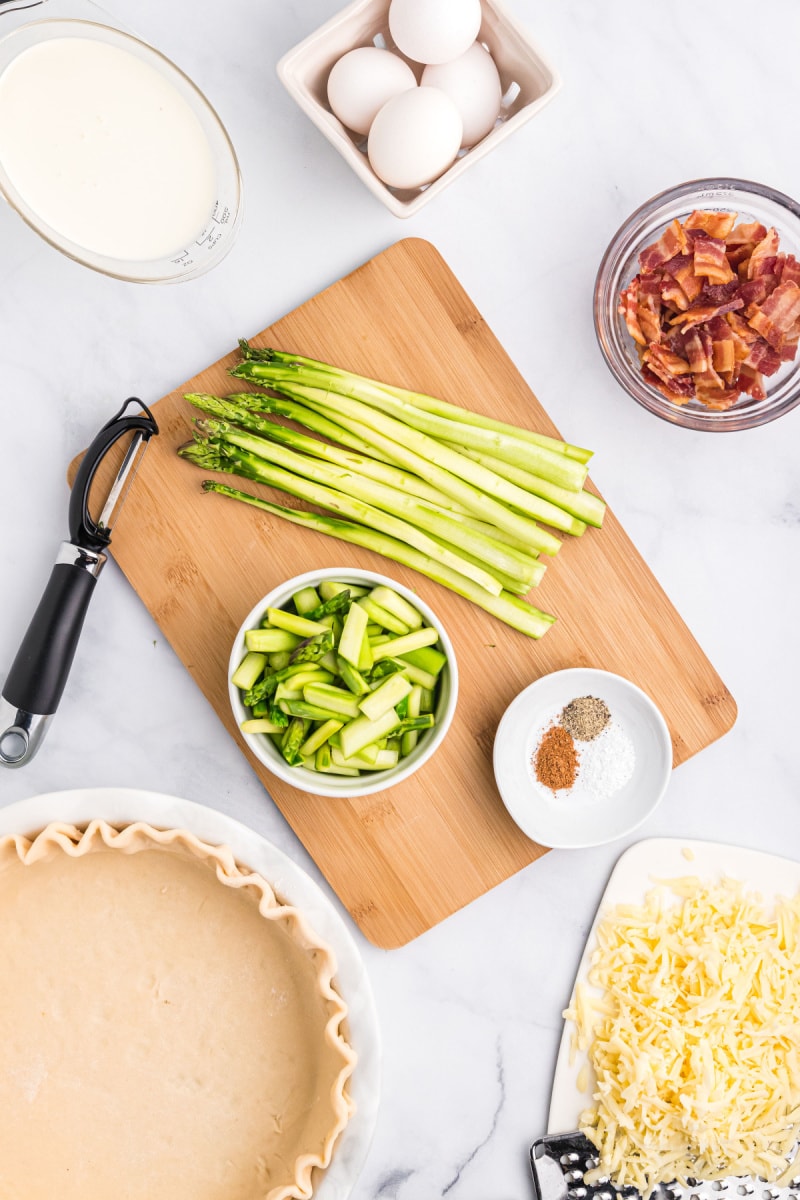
left=0, top=819, right=357, bottom=1200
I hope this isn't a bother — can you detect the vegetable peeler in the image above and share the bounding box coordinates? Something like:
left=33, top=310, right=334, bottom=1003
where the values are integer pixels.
left=0, top=399, right=158, bottom=768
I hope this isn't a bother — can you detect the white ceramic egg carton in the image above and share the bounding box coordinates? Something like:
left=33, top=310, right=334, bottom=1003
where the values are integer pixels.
left=277, top=0, right=561, bottom=218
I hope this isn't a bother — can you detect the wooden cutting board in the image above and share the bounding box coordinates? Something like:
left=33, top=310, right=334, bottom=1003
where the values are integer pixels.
left=74, top=238, right=736, bottom=949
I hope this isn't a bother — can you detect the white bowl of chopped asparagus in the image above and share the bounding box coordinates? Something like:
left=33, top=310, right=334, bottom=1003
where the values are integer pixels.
left=228, top=568, right=458, bottom=797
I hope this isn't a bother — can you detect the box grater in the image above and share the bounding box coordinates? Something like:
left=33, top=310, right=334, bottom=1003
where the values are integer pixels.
left=530, top=1132, right=800, bottom=1200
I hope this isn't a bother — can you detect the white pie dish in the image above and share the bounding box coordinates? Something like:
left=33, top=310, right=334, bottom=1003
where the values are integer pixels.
left=0, top=788, right=381, bottom=1200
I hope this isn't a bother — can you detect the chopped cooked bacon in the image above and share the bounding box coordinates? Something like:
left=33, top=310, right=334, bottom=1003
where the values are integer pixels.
left=711, top=332, right=736, bottom=377
left=744, top=336, right=782, bottom=376
left=779, top=254, right=800, bottom=286
left=671, top=297, right=744, bottom=329
left=638, top=219, right=688, bottom=270
left=725, top=310, right=759, bottom=342
left=683, top=329, right=710, bottom=373
left=692, top=233, right=736, bottom=285
left=781, top=330, right=800, bottom=361
left=738, top=277, right=771, bottom=307
left=694, top=364, right=727, bottom=392
left=685, top=210, right=737, bottom=239
left=660, top=277, right=691, bottom=312
left=748, top=280, right=800, bottom=351
left=706, top=314, right=732, bottom=340
left=736, top=363, right=766, bottom=400
left=621, top=210, right=800, bottom=409
left=643, top=344, right=693, bottom=383
left=662, top=252, right=692, bottom=277
left=642, top=366, right=695, bottom=402
left=619, top=278, right=646, bottom=346
left=673, top=264, right=704, bottom=303
left=747, top=227, right=781, bottom=279
left=696, top=383, right=742, bottom=410
left=725, top=222, right=768, bottom=269
left=701, top=279, right=740, bottom=305
left=727, top=221, right=767, bottom=247
left=637, top=293, right=663, bottom=344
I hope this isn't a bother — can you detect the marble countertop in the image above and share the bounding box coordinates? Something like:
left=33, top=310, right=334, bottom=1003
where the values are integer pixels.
left=2, top=0, right=800, bottom=1196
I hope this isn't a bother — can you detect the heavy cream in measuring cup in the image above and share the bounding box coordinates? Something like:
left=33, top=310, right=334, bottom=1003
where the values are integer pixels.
left=0, top=35, right=218, bottom=262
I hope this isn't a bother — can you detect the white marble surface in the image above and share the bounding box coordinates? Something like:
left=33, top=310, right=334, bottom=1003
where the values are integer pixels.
left=2, top=0, right=800, bottom=1196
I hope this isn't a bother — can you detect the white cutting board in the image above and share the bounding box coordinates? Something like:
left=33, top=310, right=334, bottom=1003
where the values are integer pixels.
left=547, top=837, right=800, bottom=1135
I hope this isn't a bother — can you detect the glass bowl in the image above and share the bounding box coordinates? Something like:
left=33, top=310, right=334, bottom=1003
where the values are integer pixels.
left=0, top=18, right=242, bottom=283
left=594, top=178, right=800, bottom=431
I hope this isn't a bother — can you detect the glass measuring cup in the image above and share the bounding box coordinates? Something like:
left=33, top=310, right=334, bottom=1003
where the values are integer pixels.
left=0, top=3, right=243, bottom=282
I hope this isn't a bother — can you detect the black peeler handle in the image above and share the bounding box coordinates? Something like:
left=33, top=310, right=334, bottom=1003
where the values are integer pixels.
left=3, top=547, right=104, bottom=719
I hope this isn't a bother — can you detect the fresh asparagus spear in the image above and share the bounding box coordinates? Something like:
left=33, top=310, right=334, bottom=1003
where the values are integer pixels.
left=201, top=480, right=556, bottom=638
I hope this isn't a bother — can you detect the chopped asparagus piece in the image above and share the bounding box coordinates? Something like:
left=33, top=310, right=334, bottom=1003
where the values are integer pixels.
left=231, top=651, right=268, bottom=691
left=266, top=608, right=331, bottom=637
left=399, top=645, right=447, bottom=677
left=305, top=589, right=352, bottom=620
left=281, top=699, right=347, bottom=723
left=369, top=585, right=423, bottom=630
left=336, top=655, right=371, bottom=696
left=288, top=629, right=335, bottom=663
left=371, top=626, right=439, bottom=662
left=281, top=718, right=308, bottom=765
left=240, top=717, right=285, bottom=734
left=393, top=659, right=437, bottom=690
left=299, top=719, right=343, bottom=757
left=358, top=674, right=413, bottom=721
left=245, top=628, right=301, bottom=653
left=303, top=683, right=362, bottom=720
left=331, top=746, right=399, bottom=770
left=338, top=599, right=369, bottom=667
left=291, top=585, right=322, bottom=614
left=355, top=595, right=409, bottom=636
left=339, top=708, right=402, bottom=760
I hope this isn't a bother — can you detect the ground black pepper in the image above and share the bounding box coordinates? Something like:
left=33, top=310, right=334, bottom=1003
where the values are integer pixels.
left=560, top=695, right=610, bottom=742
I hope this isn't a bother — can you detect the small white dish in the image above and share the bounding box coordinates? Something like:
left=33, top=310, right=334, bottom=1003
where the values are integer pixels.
left=229, top=567, right=458, bottom=799
left=492, top=668, right=673, bottom=849
left=277, top=0, right=561, bottom=218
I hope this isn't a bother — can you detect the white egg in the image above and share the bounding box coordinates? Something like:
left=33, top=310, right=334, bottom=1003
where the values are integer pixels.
left=421, top=42, right=501, bottom=146
left=327, top=47, right=417, bottom=136
left=388, top=0, right=483, bottom=66
left=368, top=86, right=462, bottom=189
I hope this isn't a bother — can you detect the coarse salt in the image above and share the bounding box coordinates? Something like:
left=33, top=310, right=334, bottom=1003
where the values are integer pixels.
left=578, top=721, right=635, bottom=800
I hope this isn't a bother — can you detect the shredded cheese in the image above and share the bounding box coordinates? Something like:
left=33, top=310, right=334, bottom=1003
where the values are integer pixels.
left=563, top=876, right=800, bottom=1197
